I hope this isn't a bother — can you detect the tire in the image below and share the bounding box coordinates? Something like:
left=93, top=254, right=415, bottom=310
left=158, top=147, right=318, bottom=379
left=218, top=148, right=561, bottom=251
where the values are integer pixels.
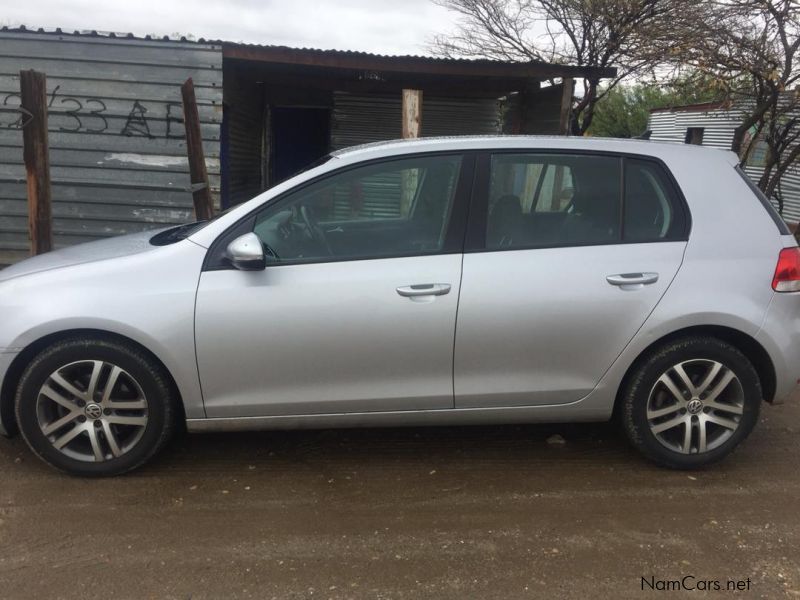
left=15, top=336, right=178, bottom=477
left=620, top=336, right=761, bottom=469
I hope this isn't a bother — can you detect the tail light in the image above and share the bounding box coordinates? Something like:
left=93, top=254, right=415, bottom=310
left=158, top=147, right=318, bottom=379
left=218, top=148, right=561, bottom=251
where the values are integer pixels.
left=772, top=247, right=800, bottom=292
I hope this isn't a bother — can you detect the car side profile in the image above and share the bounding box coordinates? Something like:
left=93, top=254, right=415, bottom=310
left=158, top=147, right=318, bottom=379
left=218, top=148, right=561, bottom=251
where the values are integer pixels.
left=0, top=136, right=798, bottom=476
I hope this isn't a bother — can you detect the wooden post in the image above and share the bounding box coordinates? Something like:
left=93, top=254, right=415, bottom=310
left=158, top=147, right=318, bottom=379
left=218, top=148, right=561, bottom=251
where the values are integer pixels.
left=558, top=78, right=575, bottom=135
left=19, top=70, right=53, bottom=255
left=400, top=89, right=422, bottom=215
left=181, top=77, right=214, bottom=221
left=402, top=89, right=422, bottom=139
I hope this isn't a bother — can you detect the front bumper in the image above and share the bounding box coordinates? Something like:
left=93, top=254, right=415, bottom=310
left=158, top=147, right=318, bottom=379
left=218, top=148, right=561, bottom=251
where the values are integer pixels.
left=0, top=350, right=18, bottom=437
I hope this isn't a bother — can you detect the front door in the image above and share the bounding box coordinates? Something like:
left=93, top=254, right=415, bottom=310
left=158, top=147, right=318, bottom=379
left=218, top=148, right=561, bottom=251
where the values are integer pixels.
left=195, top=153, right=470, bottom=418
left=455, top=152, right=689, bottom=408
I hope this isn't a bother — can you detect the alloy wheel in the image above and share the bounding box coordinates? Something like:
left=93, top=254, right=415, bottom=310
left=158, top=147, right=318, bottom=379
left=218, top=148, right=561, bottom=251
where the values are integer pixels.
left=646, top=359, right=745, bottom=455
left=35, top=360, right=149, bottom=463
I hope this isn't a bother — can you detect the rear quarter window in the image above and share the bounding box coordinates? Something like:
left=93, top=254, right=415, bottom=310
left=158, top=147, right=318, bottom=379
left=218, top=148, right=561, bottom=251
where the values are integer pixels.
left=623, top=158, right=688, bottom=242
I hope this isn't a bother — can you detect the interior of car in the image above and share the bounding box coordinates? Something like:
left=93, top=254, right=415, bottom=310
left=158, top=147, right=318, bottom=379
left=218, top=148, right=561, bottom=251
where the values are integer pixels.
left=487, top=154, right=675, bottom=249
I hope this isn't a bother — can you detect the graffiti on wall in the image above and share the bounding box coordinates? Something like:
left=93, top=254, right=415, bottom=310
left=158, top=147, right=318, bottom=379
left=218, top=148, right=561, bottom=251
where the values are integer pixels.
left=0, top=85, right=187, bottom=139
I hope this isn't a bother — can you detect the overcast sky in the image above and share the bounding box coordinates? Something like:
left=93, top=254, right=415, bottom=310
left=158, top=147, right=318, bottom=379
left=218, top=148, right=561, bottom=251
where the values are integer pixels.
left=3, top=0, right=459, bottom=55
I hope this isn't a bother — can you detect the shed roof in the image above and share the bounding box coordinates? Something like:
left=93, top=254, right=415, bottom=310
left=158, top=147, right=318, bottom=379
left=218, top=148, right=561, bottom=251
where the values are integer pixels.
left=649, top=101, right=729, bottom=114
left=222, top=43, right=615, bottom=81
left=1, top=25, right=615, bottom=82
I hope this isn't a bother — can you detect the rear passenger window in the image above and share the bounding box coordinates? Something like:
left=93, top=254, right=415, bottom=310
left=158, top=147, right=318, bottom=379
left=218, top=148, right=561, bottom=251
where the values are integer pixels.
left=624, top=159, right=686, bottom=242
left=487, top=154, right=621, bottom=249
left=486, top=153, right=687, bottom=249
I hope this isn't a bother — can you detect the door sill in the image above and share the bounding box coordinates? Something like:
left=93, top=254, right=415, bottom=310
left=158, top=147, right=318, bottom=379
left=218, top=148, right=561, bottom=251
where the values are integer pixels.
left=187, top=401, right=609, bottom=432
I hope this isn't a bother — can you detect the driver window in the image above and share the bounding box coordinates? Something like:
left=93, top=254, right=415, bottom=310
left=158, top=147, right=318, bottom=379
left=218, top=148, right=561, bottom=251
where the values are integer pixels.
left=253, top=155, right=462, bottom=263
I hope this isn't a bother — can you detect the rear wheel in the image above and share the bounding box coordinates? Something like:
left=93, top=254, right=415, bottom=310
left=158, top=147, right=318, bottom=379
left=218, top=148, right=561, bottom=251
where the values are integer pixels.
left=15, top=337, right=177, bottom=477
left=621, top=336, right=761, bottom=469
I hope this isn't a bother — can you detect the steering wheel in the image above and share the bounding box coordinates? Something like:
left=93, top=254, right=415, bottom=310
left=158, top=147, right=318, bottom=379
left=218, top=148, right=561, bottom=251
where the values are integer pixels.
left=299, top=205, right=333, bottom=256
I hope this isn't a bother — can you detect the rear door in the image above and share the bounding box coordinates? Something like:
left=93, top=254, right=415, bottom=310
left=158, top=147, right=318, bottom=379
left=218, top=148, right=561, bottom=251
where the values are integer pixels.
left=454, top=151, right=689, bottom=408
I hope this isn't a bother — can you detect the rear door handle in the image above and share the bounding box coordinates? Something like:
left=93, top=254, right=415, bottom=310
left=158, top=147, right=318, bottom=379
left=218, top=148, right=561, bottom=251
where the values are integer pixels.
left=396, top=283, right=451, bottom=297
left=606, top=272, right=659, bottom=287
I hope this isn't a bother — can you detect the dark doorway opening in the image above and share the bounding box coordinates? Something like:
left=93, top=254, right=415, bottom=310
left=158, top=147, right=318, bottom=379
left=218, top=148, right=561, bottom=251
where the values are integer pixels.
left=271, top=107, right=330, bottom=184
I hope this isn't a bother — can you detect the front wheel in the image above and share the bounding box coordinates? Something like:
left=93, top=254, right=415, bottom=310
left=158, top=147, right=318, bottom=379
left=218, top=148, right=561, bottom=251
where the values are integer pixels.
left=620, top=336, right=761, bottom=469
left=15, top=337, right=178, bottom=477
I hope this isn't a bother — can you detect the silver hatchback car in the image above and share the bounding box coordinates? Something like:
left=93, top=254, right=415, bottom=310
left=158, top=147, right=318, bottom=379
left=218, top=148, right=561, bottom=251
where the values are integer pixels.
left=1, top=136, right=798, bottom=476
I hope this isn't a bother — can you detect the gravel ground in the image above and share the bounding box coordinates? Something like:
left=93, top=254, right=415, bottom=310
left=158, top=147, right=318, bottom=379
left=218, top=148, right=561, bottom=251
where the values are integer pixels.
left=1, top=400, right=799, bottom=599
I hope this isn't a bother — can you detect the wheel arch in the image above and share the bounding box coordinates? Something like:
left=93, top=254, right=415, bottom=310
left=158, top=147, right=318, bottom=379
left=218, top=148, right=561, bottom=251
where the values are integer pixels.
left=1, top=328, right=184, bottom=437
left=614, top=325, right=777, bottom=416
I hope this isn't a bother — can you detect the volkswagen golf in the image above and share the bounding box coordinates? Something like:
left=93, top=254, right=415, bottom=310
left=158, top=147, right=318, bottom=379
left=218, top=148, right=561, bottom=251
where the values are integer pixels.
left=1, top=136, right=798, bottom=476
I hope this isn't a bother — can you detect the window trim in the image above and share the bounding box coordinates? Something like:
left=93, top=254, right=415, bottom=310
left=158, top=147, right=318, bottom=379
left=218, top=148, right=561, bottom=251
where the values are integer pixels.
left=464, top=149, right=691, bottom=253
left=203, top=151, right=476, bottom=271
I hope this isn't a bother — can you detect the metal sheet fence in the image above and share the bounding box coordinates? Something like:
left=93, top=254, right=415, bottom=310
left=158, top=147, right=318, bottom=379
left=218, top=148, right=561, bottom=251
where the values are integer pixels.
left=648, top=108, right=800, bottom=225
left=0, top=30, right=223, bottom=266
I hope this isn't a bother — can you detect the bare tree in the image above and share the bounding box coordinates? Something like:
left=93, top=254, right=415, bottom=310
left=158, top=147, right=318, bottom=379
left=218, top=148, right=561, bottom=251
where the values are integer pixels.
left=431, top=0, right=706, bottom=134
left=681, top=0, right=799, bottom=203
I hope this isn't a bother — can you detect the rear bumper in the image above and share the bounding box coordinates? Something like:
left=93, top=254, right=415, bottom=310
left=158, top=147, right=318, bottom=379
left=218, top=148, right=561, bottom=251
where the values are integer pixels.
left=0, top=351, right=18, bottom=437
left=756, top=293, right=800, bottom=404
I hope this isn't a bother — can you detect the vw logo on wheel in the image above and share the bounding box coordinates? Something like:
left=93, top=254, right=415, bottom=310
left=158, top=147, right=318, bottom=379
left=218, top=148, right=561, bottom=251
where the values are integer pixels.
left=686, top=399, right=703, bottom=415
left=85, top=403, right=103, bottom=420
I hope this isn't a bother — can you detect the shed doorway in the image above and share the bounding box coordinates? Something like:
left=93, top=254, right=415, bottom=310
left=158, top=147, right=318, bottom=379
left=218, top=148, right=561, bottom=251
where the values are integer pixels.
left=271, top=107, right=330, bottom=184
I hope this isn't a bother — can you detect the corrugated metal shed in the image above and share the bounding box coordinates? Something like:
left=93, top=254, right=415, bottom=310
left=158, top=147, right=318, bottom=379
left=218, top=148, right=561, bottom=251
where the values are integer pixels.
left=0, top=26, right=610, bottom=267
left=222, top=66, right=264, bottom=206
left=331, top=93, right=502, bottom=150
left=0, top=29, right=222, bottom=266
left=648, top=105, right=800, bottom=224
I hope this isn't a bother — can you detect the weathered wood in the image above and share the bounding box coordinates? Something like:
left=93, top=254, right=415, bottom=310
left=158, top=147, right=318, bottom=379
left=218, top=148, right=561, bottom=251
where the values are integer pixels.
left=402, top=89, right=422, bottom=139
left=400, top=90, right=423, bottom=216
left=559, top=78, right=575, bottom=135
left=181, top=77, right=214, bottom=221
left=19, top=69, right=53, bottom=255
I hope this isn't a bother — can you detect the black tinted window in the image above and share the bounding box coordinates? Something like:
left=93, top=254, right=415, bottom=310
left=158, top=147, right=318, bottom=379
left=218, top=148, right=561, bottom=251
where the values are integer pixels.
left=487, top=154, right=621, bottom=249
left=624, top=159, right=687, bottom=242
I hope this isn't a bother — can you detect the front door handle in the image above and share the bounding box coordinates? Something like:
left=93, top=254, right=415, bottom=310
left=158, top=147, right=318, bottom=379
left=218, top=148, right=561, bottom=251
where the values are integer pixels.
left=396, top=283, right=451, bottom=297
left=606, top=272, right=659, bottom=287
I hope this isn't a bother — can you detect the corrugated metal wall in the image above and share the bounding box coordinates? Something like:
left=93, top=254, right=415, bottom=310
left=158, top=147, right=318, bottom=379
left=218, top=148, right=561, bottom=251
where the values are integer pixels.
left=648, top=109, right=739, bottom=149
left=331, top=93, right=502, bottom=150
left=648, top=108, right=800, bottom=224
left=515, top=83, right=567, bottom=134
left=0, top=31, right=223, bottom=266
left=222, top=66, right=263, bottom=207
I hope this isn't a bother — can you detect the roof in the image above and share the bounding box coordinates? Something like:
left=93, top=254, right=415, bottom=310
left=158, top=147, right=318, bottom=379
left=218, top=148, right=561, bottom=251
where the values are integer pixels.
left=0, top=24, right=215, bottom=45
left=649, top=101, right=729, bottom=114
left=328, top=135, right=738, bottom=163
left=1, top=25, right=616, bottom=81
left=222, top=43, right=615, bottom=80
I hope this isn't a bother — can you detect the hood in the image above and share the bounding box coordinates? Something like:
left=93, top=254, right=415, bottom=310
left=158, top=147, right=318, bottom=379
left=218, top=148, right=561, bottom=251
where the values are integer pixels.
left=0, top=227, right=171, bottom=283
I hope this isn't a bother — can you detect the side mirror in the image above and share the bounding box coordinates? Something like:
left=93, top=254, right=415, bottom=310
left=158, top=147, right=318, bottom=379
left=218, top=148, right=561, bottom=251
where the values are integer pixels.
left=225, top=233, right=266, bottom=271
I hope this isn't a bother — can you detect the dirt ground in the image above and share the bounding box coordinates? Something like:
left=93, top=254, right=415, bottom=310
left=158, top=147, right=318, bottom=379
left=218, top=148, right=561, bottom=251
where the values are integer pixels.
left=1, top=399, right=799, bottom=600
